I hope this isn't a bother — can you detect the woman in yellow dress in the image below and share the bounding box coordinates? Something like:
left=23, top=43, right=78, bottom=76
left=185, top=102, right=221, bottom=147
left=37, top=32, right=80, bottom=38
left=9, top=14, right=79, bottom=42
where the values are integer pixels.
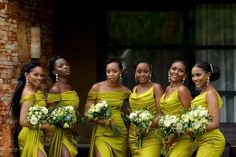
left=10, top=61, right=50, bottom=157
left=85, top=58, right=130, bottom=157
left=159, top=60, right=194, bottom=157
left=129, top=59, right=163, bottom=157
left=47, top=55, right=80, bottom=157
left=191, top=61, right=225, bottom=157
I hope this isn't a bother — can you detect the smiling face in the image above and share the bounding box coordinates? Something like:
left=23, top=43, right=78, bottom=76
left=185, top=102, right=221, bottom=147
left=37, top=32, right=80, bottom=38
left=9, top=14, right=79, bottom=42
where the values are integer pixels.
left=106, top=62, right=122, bottom=83
left=25, top=66, right=44, bottom=89
left=192, top=66, right=210, bottom=89
left=135, top=63, right=151, bottom=84
left=54, top=58, right=71, bottom=76
left=169, top=61, right=186, bottom=83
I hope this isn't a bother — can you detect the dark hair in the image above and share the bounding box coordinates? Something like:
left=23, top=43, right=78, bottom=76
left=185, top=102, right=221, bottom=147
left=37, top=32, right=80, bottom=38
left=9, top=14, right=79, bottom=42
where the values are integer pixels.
left=194, top=61, right=220, bottom=82
left=9, top=61, right=41, bottom=155
left=105, top=57, right=123, bottom=70
left=171, top=60, right=187, bottom=73
left=133, top=59, right=153, bottom=74
left=48, top=55, right=62, bottom=81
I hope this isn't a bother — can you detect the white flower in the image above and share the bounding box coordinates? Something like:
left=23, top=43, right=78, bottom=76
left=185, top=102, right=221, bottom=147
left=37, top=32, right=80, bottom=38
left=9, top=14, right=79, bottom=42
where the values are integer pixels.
left=163, top=119, right=172, bottom=127
left=193, top=121, right=202, bottom=129
left=85, top=100, right=111, bottom=121
left=26, top=105, right=48, bottom=126
left=175, top=122, right=183, bottom=132
left=95, top=108, right=101, bottom=112
left=47, top=105, right=76, bottom=128
left=30, top=116, right=38, bottom=125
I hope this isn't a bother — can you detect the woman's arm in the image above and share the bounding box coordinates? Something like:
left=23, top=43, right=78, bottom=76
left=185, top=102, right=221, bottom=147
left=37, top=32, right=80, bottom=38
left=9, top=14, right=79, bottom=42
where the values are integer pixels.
left=178, top=85, right=192, bottom=109
left=206, top=90, right=220, bottom=131
left=150, top=83, right=164, bottom=128
left=153, top=83, right=164, bottom=114
left=19, top=102, right=34, bottom=128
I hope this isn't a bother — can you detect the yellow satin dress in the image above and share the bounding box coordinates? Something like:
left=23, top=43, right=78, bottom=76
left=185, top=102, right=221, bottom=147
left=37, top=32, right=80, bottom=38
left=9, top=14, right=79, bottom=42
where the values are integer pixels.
left=47, top=90, right=79, bottom=157
left=191, top=92, right=225, bottom=157
left=88, top=91, right=130, bottom=157
left=18, top=91, right=47, bottom=157
left=129, top=86, right=163, bottom=157
left=159, top=89, right=194, bottom=157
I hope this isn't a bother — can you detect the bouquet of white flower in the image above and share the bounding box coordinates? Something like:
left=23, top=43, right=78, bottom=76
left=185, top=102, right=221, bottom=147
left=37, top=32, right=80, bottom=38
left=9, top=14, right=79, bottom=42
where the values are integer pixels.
left=180, top=106, right=212, bottom=140
left=85, top=100, right=121, bottom=136
left=26, top=105, right=48, bottom=127
left=158, top=114, right=184, bottom=156
left=129, top=109, right=154, bottom=149
left=158, top=115, right=184, bottom=137
left=47, top=105, right=77, bottom=128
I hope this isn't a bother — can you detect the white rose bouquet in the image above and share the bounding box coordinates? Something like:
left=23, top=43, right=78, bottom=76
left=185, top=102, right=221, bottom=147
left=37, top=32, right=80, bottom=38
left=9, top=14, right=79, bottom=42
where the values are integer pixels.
left=180, top=106, right=212, bottom=140
left=47, top=105, right=77, bottom=128
left=158, top=115, right=184, bottom=137
left=158, top=114, right=184, bottom=156
left=85, top=100, right=121, bottom=136
left=26, top=105, right=48, bottom=128
left=129, top=109, right=154, bottom=149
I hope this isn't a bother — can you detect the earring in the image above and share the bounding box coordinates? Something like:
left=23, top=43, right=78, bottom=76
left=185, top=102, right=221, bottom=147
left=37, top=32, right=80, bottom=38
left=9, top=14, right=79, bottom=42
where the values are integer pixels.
left=55, top=73, right=59, bottom=82
left=182, top=78, right=185, bottom=84
left=26, top=77, right=29, bottom=85
left=207, top=77, right=210, bottom=86
left=149, top=74, right=152, bottom=82
left=168, top=73, right=170, bottom=82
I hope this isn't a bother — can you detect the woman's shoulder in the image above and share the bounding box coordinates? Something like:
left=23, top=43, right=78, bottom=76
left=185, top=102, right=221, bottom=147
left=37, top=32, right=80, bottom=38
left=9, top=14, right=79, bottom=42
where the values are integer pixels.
left=90, top=81, right=104, bottom=92
left=178, top=84, right=190, bottom=93
left=22, top=88, right=35, bottom=97
left=49, top=82, right=61, bottom=94
left=21, top=89, right=37, bottom=104
left=152, top=82, right=163, bottom=91
left=205, top=87, right=219, bottom=98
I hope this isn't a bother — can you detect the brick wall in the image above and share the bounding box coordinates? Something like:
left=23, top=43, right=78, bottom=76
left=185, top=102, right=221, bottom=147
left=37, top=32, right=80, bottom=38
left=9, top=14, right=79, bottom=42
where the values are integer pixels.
left=0, top=0, right=53, bottom=156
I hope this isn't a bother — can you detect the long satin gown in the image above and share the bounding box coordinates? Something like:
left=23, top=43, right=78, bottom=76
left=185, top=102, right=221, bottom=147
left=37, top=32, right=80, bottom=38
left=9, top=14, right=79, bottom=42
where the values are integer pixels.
left=191, top=92, right=225, bottom=157
left=88, top=91, right=130, bottom=157
left=48, top=90, right=79, bottom=157
left=159, top=88, right=194, bottom=157
left=129, top=86, right=163, bottom=157
left=18, top=90, right=47, bottom=157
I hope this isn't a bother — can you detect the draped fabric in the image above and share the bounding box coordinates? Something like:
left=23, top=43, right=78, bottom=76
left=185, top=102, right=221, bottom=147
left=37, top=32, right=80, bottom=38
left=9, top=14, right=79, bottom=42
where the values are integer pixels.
left=160, top=88, right=195, bottom=157
left=48, top=90, right=79, bottom=157
left=129, top=86, right=163, bottom=157
left=191, top=92, right=225, bottom=157
left=18, top=91, right=47, bottom=157
left=88, top=91, right=130, bottom=157
left=159, top=89, right=183, bottom=116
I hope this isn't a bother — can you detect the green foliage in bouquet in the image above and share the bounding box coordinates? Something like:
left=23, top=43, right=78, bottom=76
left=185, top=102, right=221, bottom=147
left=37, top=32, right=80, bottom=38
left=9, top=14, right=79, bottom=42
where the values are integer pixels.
left=26, top=105, right=48, bottom=128
left=85, top=100, right=121, bottom=136
left=47, top=105, right=76, bottom=128
left=129, top=107, right=154, bottom=149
